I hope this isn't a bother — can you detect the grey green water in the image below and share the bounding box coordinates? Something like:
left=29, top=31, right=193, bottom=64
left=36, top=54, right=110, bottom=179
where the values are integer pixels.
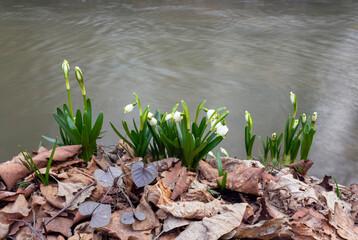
left=1, top=0, right=357, bottom=184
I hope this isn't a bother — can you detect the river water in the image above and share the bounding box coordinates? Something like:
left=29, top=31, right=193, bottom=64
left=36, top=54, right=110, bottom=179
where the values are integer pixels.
left=1, top=0, right=357, bottom=185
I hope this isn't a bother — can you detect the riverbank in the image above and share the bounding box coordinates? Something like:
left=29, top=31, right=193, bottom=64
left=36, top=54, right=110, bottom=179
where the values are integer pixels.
left=1, top=143, right=358, bottom=239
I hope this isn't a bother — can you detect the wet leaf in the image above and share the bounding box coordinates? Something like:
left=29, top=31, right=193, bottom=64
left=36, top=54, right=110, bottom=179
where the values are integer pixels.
left=94, top=167, right=123, bottom=188
left=120, top=211, right=135, bottom=225
left=78, top=201, right=111, bottom=228
left=131, top=161, right=157, bottom=187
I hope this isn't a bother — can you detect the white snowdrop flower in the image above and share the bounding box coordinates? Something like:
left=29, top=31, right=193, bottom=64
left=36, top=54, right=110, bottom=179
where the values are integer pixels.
left=301, top=113, right=306, bottom=124
left=147, top=112, right=153, bottom=118
left=124, top=104, right=134, bottom=113
left=173, top=111, right=183, bottom=122
left=312, top=112, right=317, bottom=122
left=149, top=117, right=157, bottom=126
left=207, top=109, right=216, bottom=121
left=293, top=119, right=299, bottom=129
left=290, top=91, right=296, bottom=105
left=220, top=147, right=229, bottom=157
left=208, top=151, right=215, bottom=158
left=214, top=121, right=222, bottom=130
left=165, top=113, right=173, bottom=121
left=245, top=111, right=249, bottom=123
left=216, top=124, right=229, bottom=138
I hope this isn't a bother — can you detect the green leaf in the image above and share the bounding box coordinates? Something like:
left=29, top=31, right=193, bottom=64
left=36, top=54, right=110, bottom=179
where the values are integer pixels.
left=194, top=100, right=206, bottom=123
left=89, top=112, right=103, bottom=147
left=53, top=114, right=80, bottom=143
left=66, top=116, right=82, bottom=142
left=181, top=100, right=190, bottom=130
left=86, top=98, right=92, bottom=127
left=216, top=150, right=223, bottom=176
left=75, top=109, right=83, bottom=134
left=45, top=138, right=57, bottom=184
left=109, top=121, right=134, bottom=149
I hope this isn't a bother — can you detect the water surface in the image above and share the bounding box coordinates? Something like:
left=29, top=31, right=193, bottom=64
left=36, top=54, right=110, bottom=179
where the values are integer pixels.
left=1, top=0, right=358, bottom=184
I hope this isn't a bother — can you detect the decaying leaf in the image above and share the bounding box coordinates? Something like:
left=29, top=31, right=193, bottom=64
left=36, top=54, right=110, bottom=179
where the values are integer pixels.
left=0, top=194, right=31, bottom=238
left=158, top=198, right=222, bottom=219
left=152, top=158, right=180, bottom=173
left=218, top=167, right=264, bottom=195
left=133, top=196, right=160, bottom=231
left=78, top=201, right=112, bottom=228
left=170, top=167, right=192, bottom=200
left=162, top=215, right=191, bottom=233
left=234, top=218, right=293, bottom=239
left=94, top=167, right=123, bottom=188
left=131, top=161, right=157, bottom=187
left=42, top=217, right=73, bottom=237
left=288, top=159, right=314, bottom=176
left=161, top=161, right=183, bottom=189
left=176, top=203, right=248, bottom=240
left=99, top=209, right=153, bottom=240
left=331, top=202, right=358, bottom=239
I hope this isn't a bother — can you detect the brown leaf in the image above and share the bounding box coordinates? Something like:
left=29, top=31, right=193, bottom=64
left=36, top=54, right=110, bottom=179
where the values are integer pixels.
left=132, top=195, right=160, bottom=231
left=198, top=160, right=218, bottom=180
left=158, top=198, right=222, bottom=220
left=57, top=181, right=95, bottom=210
left=176, top=203, right=248, bottom=240
left=41, top=217, right=73, bottom=237
left=291, top=207, right=336, bottom=240
left=218, top=167, right=264, bottom=195
left=234, top=218, right=293, bottom=239
left=170, top=167, right=192, bottom=200
left=34, top=145, right=82, bottom=162
left=53, top=158, right=84, bottom=171
left=99, top=209, right=153, bottom=240
left=161, top=161, right=182, bottom=189
left=288, top=159, right=314, bottom=176
left=0, top=194, right=31, bottom=238
left=180, top=190, right=214, bottom=203
left=2, top=183, right=35, bottom=202
left=152, top=158, right=181, bottom=173
left=162, top=215, right=191, bottom=233
left=331, top=202, right=358, bottom=239
left=146, top=179, right=171, bottom=205
left=319, top=175, right=334, bottom=191
left=40, top=184, right=65, bottom=209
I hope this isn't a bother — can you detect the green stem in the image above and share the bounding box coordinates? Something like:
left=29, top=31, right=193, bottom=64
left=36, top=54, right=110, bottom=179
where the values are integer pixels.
left=282, top=154, right=290, bottom=166
left=83, top=94, right=87, bottom=112
left=66, top=84, right=74, bottom=121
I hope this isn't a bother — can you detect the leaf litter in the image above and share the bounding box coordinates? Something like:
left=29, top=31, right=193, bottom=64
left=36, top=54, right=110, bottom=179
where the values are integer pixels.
left=1, top=144, right=358, bottom=239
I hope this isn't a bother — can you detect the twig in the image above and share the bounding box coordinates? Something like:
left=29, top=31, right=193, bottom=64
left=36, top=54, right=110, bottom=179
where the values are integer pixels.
left=44, top=181, right=96, bottom=226
left=8, top=219, right=44, bottom=240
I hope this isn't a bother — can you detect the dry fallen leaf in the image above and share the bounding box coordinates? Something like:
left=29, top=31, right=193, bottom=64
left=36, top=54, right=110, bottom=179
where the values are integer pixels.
left=330, top=202, right=358, bottom=239
left=170, top=167, right=192, bottom=200
left=99, top=209, right=153, bottom=240
left=0, top=194, right=31, bottom=238
left=132, top=195, right=160, bottom=231
left=176, top=203, right=248, bottom=240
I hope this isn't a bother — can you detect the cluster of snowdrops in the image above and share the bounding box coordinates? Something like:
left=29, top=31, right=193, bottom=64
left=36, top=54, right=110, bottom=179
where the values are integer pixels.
left=22, top=60, right=318, bottom=187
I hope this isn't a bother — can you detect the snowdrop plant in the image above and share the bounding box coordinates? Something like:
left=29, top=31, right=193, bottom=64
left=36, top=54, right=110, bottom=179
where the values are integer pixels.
left=215, top=149, right=228, bottom=192
left=44, top=61, right=103, bottom=162
left=157, top=100, right=229, bottom=171
left=244, top=111, right=256, bottom=160
left=110, top=93, right=153, bottom=161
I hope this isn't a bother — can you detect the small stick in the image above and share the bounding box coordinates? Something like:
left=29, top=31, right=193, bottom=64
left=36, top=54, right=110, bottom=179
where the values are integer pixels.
left=8, top=219, right=44, bottom=240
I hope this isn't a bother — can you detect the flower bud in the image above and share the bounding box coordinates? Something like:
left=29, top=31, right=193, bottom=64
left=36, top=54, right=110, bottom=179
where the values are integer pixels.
left=173, top=111, right=183, bottom=122
left=220, top=147, right=229, bottom=157
left=62, top=60, right=70, bottom=79
left=301, top=113, right=306, bottom=124
left=124, top=104, right=134, bottom=113
left=272, top=133, right=277, bottom=141
left=216, top=124, right=229, bottom=138
left=75, top=66, right=86, bottom=96
left=293, top=119, right=299, bottom=129
left=208, top=151, right=215, bottom=158
left=245, top=111, right=249, bottom=122
left=290, top=91, right=296, bottom=105
left=312, top=112, right=317, bottom=122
